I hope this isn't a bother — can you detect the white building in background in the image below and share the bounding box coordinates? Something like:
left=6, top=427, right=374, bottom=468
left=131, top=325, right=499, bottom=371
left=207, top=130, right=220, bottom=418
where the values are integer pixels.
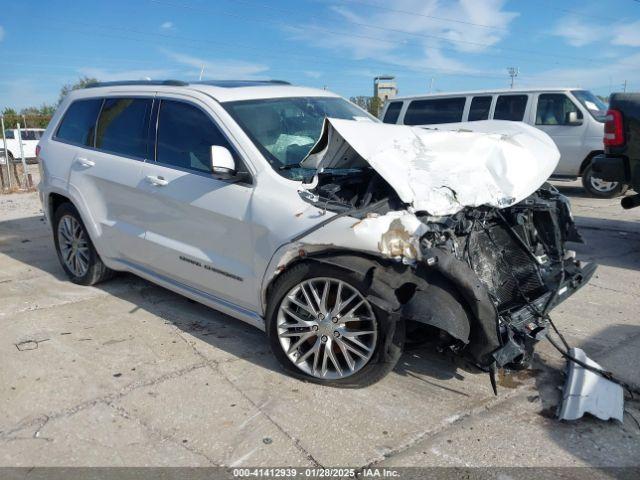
left=374, top=75, right=398, bottom=103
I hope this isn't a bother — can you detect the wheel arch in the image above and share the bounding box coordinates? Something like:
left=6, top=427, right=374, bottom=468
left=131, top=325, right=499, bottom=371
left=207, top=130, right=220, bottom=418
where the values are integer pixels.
left=579, top=150, right=604, bottom=175
left=264, top=251, right=486, bottom=357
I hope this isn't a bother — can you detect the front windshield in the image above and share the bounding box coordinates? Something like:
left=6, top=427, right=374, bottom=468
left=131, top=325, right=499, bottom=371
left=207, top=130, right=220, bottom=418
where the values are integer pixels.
left=572, top=90, right=608, bottom=122
left=223, top=96, right=377, bottom=179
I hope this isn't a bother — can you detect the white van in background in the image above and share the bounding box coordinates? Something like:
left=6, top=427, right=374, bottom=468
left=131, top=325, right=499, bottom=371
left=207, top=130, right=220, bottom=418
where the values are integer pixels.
left=2, top=128, right=46, bottom=164
left=380, top=88, right=621, bottom=198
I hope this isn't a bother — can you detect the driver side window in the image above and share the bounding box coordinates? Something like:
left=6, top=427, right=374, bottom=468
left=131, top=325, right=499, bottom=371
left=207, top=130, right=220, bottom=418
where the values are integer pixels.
left=156, top=100, right=235, bottom=174
left=536, top=94, right=582, bottom=126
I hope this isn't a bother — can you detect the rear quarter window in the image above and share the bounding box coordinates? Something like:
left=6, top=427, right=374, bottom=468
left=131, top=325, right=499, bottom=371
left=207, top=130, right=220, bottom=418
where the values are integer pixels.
left=403, top=97, right=466, bottom=125
left=382, top=102, right=403, bottom=124
left=55, top=99, right=103, bottom=146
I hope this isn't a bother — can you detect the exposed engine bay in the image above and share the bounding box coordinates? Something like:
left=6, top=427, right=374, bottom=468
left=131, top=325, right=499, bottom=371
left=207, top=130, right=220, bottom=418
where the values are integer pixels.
left=297, top=165, right=595, bottom=371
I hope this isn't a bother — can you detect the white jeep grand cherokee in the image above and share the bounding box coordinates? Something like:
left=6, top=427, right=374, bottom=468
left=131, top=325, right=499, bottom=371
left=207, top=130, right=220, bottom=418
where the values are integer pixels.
left=38, top=80, right=594, bottom=387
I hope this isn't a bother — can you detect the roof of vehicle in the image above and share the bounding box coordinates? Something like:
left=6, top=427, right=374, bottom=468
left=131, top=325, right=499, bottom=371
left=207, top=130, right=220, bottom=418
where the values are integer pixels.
left=391, top=87, right=586, bottom=102
left=77, top=79, right=339, bottom=103
left=5, top=128, right=45, bottom=131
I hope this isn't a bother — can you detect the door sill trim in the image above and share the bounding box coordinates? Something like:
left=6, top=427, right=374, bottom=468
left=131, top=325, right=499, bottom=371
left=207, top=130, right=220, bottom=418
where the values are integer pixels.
left=115, top=258, right=266, bottom=331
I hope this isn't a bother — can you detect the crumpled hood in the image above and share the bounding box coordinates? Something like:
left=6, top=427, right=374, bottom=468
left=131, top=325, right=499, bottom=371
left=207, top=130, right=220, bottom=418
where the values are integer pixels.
left=301, top=118, right=560, bottom=216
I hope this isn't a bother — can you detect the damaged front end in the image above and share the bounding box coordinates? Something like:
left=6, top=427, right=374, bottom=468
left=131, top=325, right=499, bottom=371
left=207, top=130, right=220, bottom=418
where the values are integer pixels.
left=296, top=166, right=595, bottom=371
left=415, top=184, right=596, bottom=369
left=268, top=117, right=596, bottom=378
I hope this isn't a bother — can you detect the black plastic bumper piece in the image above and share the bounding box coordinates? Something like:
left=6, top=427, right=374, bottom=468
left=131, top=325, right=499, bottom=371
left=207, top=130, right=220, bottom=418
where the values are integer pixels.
left=591, top=154, right=628, bottom=183
left=491, top=261, right=597, bottom=367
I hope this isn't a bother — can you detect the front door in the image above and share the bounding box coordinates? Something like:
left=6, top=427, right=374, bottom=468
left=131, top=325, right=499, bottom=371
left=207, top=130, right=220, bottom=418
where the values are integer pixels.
left=139, top=98, right=256, bottom=310
left=534, top=93, right=587, bottom=176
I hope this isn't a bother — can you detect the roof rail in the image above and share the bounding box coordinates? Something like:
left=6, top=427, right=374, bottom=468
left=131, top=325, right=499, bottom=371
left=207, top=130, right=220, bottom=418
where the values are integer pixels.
left=193, top=80, right=291, bottom=87
left=84, top=80, right=189, bottom=88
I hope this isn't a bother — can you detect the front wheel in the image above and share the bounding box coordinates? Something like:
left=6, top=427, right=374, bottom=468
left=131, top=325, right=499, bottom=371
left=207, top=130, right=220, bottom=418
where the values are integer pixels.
left=266, top=263, right=404, bottom=387
left=582, top=164, right=628, bottom=198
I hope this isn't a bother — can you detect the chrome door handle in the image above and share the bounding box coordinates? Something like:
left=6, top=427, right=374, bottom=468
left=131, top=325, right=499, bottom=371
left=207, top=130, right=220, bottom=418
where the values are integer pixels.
left=76, top=157, right=95, bottom=167
left=146, top=175, right=168, bottom=186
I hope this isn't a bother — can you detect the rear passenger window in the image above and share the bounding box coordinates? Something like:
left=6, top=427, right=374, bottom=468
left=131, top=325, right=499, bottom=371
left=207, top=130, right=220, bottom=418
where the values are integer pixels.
left=403, top=97, right=466, bottom=125
left=156, top=100, right=233, bottom=173
left=5, top=130, right=15, bottom=139
left=468, top=96, right=492, bottom=121
left=382, top=102, right=402, bottom=124
left=55, top=99, right=102, bottom=146
left=95, top=98, right=152, bottom=159
left=494, top=95, right=528, bottom=121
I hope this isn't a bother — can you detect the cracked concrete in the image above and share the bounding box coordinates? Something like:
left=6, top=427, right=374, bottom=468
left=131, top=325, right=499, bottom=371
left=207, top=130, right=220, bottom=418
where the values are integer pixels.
left=1, top=181, right=639, bottom=467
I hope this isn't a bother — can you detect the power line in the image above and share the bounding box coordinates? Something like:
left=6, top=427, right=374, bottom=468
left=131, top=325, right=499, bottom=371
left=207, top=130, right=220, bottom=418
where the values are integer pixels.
left=149, top=0, right=637, bottom=68
left=337, top=0, right=510, bottom=31
left=21, top=19, right=511, bottom=83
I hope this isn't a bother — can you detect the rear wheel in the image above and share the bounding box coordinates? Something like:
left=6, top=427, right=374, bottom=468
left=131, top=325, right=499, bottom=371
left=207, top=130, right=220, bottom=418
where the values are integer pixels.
left=582, top=164, right=628, bottom=198
left=266, top=263, right=404, bottom=387
left=53, top=203, right=113, bottom=285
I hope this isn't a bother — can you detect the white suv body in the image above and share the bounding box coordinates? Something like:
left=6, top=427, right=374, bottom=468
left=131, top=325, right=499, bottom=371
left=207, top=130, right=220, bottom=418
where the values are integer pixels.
left=38, top=80, right=594, bottom=386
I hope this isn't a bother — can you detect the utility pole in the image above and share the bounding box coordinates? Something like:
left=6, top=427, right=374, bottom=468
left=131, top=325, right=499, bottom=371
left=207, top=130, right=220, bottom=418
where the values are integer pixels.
left=429, top=77, right=434, bottom=93
left=623, top=80, right=627, bottom=92
left=199, top=64, right=205, bottom=81
left=507, top=67, right=519, bottom=89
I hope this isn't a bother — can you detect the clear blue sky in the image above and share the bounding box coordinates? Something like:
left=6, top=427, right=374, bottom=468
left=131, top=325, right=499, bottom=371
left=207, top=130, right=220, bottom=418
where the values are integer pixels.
left=1, top=0, right=639, bottom=110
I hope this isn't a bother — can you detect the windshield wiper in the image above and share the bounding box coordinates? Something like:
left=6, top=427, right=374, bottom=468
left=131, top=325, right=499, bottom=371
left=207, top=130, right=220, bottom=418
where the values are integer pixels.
left=279, top=164, right=306, bottom=170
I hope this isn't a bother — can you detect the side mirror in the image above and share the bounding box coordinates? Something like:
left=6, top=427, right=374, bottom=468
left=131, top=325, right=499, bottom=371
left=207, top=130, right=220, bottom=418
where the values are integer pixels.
left=567, top=111, right=583, bottom=125
left=210, top=145, right=236, bottom=179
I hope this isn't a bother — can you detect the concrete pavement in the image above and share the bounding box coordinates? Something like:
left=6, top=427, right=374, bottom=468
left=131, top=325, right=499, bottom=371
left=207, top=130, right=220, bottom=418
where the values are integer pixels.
left=0, top=182, right=639, bottom=468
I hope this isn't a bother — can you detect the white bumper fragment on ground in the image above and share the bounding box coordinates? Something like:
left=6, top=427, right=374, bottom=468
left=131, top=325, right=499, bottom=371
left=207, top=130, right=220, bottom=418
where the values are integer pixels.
left=302, top=118, right=560, bottom=216
left=557, top=347, right=624, bottom=422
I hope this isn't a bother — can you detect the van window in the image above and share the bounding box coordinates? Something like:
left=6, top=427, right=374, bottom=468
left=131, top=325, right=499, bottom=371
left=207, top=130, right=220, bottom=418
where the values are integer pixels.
left=494, top=95, right=528, bottom=121
left=5, top=130, right=15, bottom=139
left=20, top=130, right=38, bottom=141
left=382, top=102, right=403, bottom=124
left=536, top=94, right=582, bottom=125
left=55, top=99, right=103, bottom=146
left=403, top=97, right=466, bottom=125
left=572, top=90, right=607, bottom=122
left=156, top=100, right=233, bottom=174
left=468, top=96, right=492, bottom=121
left=95, top=98, right=152, bottom=159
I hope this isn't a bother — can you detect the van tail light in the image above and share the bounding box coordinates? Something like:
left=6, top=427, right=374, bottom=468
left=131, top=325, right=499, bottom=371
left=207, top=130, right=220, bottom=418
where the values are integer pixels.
left=35, top=145, right=41, bottom=158
left=604, top=109, right=624, bottom=147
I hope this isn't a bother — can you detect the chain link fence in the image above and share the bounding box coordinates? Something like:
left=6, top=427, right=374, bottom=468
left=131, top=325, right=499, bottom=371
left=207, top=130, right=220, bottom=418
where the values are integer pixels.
left=1, top=114, right=51, bottom=193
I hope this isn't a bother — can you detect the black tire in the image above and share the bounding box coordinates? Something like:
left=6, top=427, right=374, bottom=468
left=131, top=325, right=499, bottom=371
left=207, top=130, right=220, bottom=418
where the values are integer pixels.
left=53, top=203, right=113, bottom=285
left=581, top=164, right=628, bottom=198
left=7, top=152, right=15, bottom=163
left=266, top=262, right=405, bottom=388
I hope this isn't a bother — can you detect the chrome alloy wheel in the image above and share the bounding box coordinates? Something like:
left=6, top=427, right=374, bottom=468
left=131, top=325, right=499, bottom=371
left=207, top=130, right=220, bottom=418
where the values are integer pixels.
left=57, top=215, right=90, bottom=277
left=277, top=277, right=378, bottom=380
left=590, top=175, right=619, bottom=193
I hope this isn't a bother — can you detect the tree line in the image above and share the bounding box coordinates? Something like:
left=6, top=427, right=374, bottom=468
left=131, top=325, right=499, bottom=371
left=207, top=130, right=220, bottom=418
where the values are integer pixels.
left=2, top=77, right=97, bottom=130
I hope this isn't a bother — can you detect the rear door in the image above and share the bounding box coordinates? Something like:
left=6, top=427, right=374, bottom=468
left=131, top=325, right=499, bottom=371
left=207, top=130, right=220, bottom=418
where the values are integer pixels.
left=138, top=96, right=256, bottom=309
left=64, top=96, right=155, bottom=261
